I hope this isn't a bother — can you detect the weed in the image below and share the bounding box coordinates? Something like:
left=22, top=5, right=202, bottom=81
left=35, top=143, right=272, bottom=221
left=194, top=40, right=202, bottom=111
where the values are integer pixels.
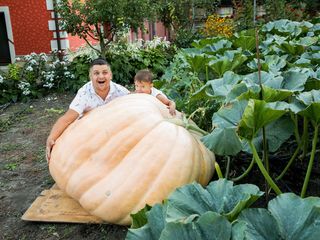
left=45, top=108, right=65, bottom=115
left=4, top=162, right=18, bottom=171
left=0, top=143, right=19, bottom=152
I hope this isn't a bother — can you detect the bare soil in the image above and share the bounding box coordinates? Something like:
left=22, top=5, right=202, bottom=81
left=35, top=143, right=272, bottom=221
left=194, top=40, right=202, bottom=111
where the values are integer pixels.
left=0, top=93, right=127, bottom=240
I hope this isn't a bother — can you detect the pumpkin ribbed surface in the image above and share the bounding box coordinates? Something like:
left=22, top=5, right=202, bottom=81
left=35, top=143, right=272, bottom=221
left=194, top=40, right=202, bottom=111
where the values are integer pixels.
left=49, top=94, right=215, bottom=225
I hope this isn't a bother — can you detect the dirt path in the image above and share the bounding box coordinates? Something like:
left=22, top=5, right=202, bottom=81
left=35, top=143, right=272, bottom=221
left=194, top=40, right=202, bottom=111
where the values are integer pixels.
left=0, top=93, right=127, bottom=240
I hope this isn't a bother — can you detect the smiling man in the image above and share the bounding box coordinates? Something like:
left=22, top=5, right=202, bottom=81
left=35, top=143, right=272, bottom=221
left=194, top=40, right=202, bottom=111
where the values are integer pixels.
left=46, top=58, right=129, bottom=162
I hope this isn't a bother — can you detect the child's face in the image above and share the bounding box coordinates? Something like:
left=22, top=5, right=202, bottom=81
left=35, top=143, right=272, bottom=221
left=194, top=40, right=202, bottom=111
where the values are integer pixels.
left=134, top=81, right=152, bottom=94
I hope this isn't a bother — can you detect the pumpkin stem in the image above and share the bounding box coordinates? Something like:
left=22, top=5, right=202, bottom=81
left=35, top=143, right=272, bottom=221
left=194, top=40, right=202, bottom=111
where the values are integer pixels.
left=165, top=116, right=208, bottom=136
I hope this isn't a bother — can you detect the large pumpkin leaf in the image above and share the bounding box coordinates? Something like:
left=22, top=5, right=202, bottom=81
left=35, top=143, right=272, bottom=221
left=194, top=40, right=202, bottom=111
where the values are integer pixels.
left=209, top=52, right=247, bottom=77
left=262, top=86, right=293, bottom=102
left=127, top=204, right=167, bottom=240
left=185, top=53, right=211, bottom=74
left=166, top=179, right=263, bottom=222
left=238, top=99, right=288, bottom=140
left=159, top=212, right=231, bottom=240
left=192, top=37, right=223, bottom=49
left=202, top=128, right=242, bottom=156
left=247, top=55, right=287, bottom=73
left=281, top=69, right=310, bottom=91
left=211, top=100, right=248, bottom=128
left=293, top=90, right=320, bottom=123
left=262, top=19, right=304, bottom=37
left=232, top=193, right=320, bottom=240
left=234, top=209, right=282, bottom=240
left=232, top=31, right=256, bottom=52
left=203, top=39, right=233, bottom=55
left=191, top=71, right=242, bottom=101
left=242, top=115, right=294, bottom=153
left=269, top=193, right=320, bottom=240
left=201, top=100, right=247, bottom=155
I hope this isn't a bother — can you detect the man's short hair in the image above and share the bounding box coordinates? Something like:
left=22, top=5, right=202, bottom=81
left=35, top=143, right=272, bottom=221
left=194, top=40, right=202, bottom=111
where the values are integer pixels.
left=134, top=69, right=153, bottom=83
left=90, top=58, right=111, bottom=70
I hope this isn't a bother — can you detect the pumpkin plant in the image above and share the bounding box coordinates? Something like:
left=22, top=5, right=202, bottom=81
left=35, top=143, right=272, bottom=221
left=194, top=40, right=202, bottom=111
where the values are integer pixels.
left=126, top=179, right=320, bottom=240
left=49, top=94, right=215, bottom=225
left=162, top=19, right=320, bottom=196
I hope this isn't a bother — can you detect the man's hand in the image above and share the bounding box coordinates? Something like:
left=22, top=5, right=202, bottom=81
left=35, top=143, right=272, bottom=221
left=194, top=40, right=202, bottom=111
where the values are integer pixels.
left=46, top=138, right=55, bottom=163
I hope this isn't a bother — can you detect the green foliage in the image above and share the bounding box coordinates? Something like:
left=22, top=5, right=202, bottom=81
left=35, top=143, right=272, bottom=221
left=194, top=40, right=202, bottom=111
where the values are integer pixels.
left=159, top=51, right=219, bottom=131
left=104, top=37, right=176, bottom=86
left=56, top=0, right=156, bottom=57
left=162, top=19, right=320, bottom=196
left=126, top=180, right=320, bottom=240
left=126, top=179, right=263, bottom=240
left=0, top=52, right=75, bottom=104
left=67, top=55, right=91, bottom=93
left=234, top=193, right=320, bottom=239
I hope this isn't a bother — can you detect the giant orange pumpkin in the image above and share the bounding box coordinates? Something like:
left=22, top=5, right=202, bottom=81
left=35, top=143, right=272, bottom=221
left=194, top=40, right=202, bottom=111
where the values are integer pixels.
left=49, top=94, right=215, bottom=225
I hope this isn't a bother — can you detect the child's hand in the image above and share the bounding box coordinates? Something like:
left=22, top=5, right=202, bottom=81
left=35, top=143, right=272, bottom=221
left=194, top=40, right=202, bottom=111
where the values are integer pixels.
left=168, top=106, right=176, bottom=116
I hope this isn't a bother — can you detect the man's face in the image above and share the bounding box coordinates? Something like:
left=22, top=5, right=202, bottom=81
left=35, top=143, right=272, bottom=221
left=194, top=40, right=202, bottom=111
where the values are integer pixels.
left=134, top=81, right=152, bottom=94
left=90, top=64, right=112, bottom=93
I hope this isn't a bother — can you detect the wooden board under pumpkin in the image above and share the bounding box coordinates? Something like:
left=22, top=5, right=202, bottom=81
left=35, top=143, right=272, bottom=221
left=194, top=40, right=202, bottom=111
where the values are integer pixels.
left=21, top=184, right=104, bottom=223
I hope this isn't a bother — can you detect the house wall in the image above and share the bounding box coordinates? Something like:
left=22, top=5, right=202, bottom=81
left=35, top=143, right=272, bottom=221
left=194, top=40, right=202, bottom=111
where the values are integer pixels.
left=0, top=0, right=52, bottom=55
left=129, top=21, right=167, bottom=42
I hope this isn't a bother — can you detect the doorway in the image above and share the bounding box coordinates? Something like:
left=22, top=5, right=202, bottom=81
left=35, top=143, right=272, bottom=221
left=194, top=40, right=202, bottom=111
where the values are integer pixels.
left=0, top=7, right=15, bottom=66
left=0, top=12, right=11, bottom=65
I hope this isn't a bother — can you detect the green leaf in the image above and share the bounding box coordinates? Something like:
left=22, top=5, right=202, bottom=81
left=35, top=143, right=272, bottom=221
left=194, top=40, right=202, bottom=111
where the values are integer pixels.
left=130, top=204, right=152, bottom=228
left=242, top=116, right=295, bottom=153
left=166, top=179, right=263, bottom=222
left=159, top=212, right=231, bottom=240
left=209, top=52, right=247, bottom=77
left=191, top=71, right=242, bottom=102
left=268, top=193, right=320, bottom=240
left=127, top=204, right=167, bottom=240
left=211, top=100, right=248, bottom=128
left=185, top=53, right=211, bottom=74
left=201, top=128, right=242, bottom=156
left=247, top=55, right=287, bottom=73
left=282, top=69, right=310, bottom=91
left=232, top=193, right=320, bottom=240
left=235, top=209, right=282, bottom=240
left=238, top=99, right=287, bottom=140
left=262, top=86, right=293, bottom=102
left=295, top=90, right=320, bottom=123
left=233, top=34, right=256, bottom=52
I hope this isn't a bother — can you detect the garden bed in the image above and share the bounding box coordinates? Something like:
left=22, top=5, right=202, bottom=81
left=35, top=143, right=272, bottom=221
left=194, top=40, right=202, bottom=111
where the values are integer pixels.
left=0, top=93, right=127, bottom=240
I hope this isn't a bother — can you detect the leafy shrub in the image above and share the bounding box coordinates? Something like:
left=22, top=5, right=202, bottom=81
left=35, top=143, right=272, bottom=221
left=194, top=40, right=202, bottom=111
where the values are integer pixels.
left=0, top=51, right=75, bottom=104
left=105, top=37, right=176, bottom=86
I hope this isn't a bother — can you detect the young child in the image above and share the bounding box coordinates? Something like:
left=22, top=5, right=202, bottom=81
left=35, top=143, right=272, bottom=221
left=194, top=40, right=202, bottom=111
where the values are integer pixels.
left=134, top=69, right=176, bottom=116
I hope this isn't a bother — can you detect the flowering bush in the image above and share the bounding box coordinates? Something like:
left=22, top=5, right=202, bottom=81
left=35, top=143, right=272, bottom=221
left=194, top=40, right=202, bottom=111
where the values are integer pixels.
left=0, top=37, right=176, bottom=104
left=202, top=14, right=234, bottom=38
left=0, top=51, right=75, bottom=104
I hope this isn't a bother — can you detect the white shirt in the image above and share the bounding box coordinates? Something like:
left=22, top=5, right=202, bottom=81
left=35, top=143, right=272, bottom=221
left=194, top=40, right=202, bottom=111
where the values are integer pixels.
left=70, top=81, right=129, bottom=115
left=151, top=87, right=166, bottom=98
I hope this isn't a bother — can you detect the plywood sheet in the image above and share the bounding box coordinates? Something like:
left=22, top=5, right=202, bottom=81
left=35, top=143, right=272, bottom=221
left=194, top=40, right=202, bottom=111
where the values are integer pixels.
left=21, top=185, right=104, bottom=223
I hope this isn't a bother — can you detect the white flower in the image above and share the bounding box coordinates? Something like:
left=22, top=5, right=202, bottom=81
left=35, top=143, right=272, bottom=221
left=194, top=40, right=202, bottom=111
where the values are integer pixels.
left=24, top=55, right=32, bottom=61
left=0, top=75, right=4, bottom=83
left=29, top=59, right=37, bottom=65
left=26, top=66, right=33, bottom=72
left=18, top=81, right=31, bottom=95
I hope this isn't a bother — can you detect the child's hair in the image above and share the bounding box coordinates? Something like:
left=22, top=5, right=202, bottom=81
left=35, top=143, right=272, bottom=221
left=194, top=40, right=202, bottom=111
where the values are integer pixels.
left=90, top=58, right=111, bottom=70
left=134, top=69, right=153, bottom=83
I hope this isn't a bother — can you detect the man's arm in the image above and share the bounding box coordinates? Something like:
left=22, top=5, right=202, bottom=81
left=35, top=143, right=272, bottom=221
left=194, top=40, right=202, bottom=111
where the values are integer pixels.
left=46, top=109, right=79, bottom=162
